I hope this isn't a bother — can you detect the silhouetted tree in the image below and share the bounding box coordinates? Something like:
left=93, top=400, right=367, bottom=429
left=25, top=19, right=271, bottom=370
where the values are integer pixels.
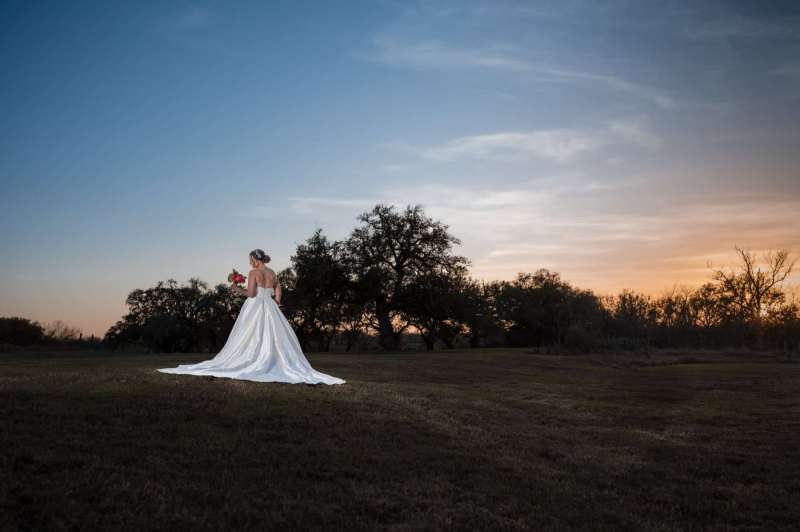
left=712, top=247, right=796, bottom=348
left=0, top=317, right=44, bottom=346
left=99, top=213, right=800, bottom=354
left=193, top=284, right=246, bottom=350
left=690, top=283, right=726, bottom=329
left=43, top=320, right=82, bottom=342
left=765, top=298, right=800, bottom=351
left=560, top=288, right=608, bottom=351
left=609, top=289, right=657, bottom=348
left=494, top=270, right=604, bottom=348
left=401, top=267, right=470, bottom=350
left=651, top=288, right=697, bottom=347
left=454, top=279, right=505, bottom=348
left=281, top=229, right=352, bottom=351
left=342, top=204, right=469, bottom=350
left=104, top=278, right=224, bottom=352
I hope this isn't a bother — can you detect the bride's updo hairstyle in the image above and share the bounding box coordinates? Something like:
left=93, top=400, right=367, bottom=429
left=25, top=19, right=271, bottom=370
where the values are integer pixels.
left=250, top=249, right=271, bottom=264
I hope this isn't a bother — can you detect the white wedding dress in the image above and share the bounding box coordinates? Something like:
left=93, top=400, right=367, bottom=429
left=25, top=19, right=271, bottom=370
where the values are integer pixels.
left=157, top=285, right=345, bottom=385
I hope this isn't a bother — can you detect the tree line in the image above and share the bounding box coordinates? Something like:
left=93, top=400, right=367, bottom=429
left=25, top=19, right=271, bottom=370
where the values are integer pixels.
left=0, top=317, right=102, bottom=351
left=98, top=204, right=800, bottom=354
left=5, top=204, right=796, bottom=353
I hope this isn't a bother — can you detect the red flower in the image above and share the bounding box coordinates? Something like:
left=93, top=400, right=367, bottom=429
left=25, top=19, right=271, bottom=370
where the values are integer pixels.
left=228, top=269, right=247, bottom=286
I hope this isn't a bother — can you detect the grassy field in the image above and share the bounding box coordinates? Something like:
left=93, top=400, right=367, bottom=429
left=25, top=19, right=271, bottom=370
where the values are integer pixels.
left=2, top=349, right=799, bottom=531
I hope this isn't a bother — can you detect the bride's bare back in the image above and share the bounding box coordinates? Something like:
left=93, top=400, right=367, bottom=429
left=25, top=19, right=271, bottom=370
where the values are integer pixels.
left=250, top=266, right=277, bottom=289
left=244, top=266, right=281, bottom=303
left=233, top=250, right=283, bottom=303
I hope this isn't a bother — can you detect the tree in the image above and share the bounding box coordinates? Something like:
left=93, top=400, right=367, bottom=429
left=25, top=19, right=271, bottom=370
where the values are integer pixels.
left=103, top=278, right=238, bottom=352
left=401, top=268, right=470, bottom=350
left=454, top=279, right=505, bottom=348
left=337, top=297, right=369, bottom=352
left=494, top=270, right=604, bottom=349
left=342, top=204, right=469, bottom=350
left=193, top=284, right=247, bottom=351
left=0, top=317, right=44, bottom=346
left=43, top=320, right=82, bottom=341
left=690, top=283, right=726, bottom=329
left=282, top=229, right=352, bottom=351
left=652, top=287, right=698, bottom=347
left=712, top=247, right=796, bottom=348
left=560, top=288, right=608, bottom=351
left=610, top=290, right=656, bottom=343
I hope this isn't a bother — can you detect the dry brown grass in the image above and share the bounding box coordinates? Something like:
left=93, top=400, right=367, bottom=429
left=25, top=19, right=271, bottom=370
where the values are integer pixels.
left=1, top=349, right=798, bottom=530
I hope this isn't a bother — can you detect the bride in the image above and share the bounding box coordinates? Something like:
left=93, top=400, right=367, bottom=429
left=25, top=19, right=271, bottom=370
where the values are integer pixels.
left=157, top=249, right=346, bottom=385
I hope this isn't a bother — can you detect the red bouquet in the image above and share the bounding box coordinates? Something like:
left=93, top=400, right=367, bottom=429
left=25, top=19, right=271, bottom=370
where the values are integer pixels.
left=228, top=269, right=246, bottom=285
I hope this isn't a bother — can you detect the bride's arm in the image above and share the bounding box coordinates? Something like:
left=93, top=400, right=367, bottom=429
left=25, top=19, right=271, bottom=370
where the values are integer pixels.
left=274, top=279, right=282, bottom=305
left=245, top=269, right=258, bottom=298
left=233, top=272, right=257, bottom=298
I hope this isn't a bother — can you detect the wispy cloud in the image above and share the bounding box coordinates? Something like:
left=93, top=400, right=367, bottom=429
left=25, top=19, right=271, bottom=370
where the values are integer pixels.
left=687, top=14, right=800, bottom=41
left=257, top=182, right=800, bottom=293
left=287, top=197, right=377, bottom=214
left=389, top=130, right=604, bottom=163
left=359, top=37, right=533, bottom=71
left=540, top=67, right=677, bottom=109
left=607, top=117, right=663, bottom=150
left=469, top=193, right=800, bottom=286
left=359, top=38, right=676, bottom=108
left=387, top=118, right=661, bottom=163
left=770, top=64, right=800, bottom=80
left=240, top=197, right=376, bottom=219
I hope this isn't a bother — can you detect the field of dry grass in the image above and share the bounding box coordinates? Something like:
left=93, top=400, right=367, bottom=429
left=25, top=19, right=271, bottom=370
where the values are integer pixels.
left=2, top=348, right=799, bottom=530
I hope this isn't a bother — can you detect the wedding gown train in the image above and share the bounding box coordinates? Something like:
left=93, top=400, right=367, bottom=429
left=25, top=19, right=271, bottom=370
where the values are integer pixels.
left=157, top=286, right=345, bottom=385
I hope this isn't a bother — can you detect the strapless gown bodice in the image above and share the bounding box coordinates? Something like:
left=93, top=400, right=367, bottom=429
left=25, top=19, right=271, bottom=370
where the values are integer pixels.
left=256, top=285, right=275, bottom=299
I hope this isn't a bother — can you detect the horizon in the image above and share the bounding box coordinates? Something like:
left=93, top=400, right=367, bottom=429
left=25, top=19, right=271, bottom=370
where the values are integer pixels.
left=2, top=0, right=799, bottom=337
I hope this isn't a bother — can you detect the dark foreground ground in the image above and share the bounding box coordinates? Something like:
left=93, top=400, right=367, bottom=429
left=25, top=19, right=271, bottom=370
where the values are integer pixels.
left=1, top=349, right=799, bottom=531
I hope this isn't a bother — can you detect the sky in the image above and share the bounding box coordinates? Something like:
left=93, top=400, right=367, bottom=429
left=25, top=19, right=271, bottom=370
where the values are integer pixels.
left=1, top=0, right=799, bottom=337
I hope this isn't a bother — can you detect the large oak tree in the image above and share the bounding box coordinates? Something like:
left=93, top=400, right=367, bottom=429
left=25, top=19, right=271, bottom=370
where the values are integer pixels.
left=342, top=204, right=469, bottom=350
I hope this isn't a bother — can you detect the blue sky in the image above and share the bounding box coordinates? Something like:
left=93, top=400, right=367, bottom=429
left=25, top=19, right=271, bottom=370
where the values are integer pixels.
left=2, top=0, right=799, bottom=336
